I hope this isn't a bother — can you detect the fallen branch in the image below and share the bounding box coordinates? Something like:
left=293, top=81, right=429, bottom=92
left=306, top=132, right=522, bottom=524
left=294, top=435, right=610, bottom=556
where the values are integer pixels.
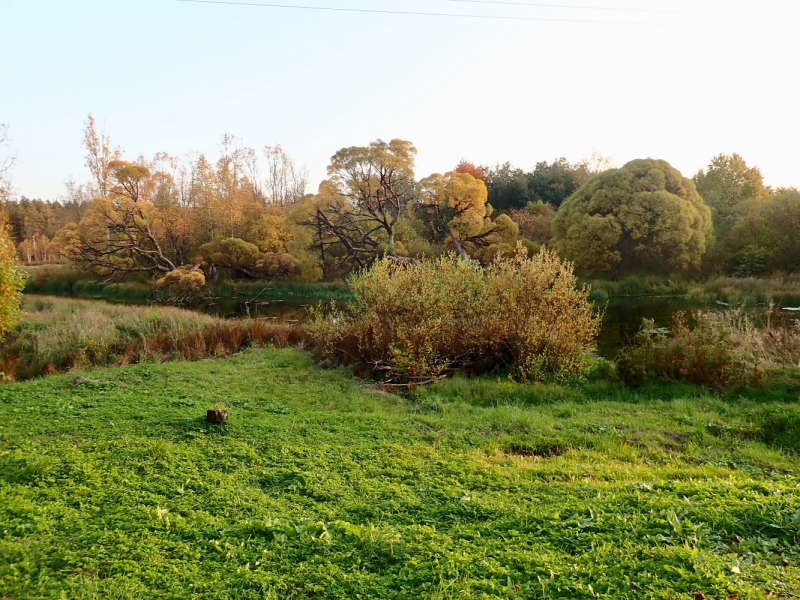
left=378, top=374, right=448, bottom=388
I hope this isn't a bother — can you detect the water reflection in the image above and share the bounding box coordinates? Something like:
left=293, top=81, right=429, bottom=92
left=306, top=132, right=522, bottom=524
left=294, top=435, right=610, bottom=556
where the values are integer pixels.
left=65, top=293, right=797, bottom=359
left=596, top=297, right=700, bottom=358
left=196, top=295, right=704, bottom=359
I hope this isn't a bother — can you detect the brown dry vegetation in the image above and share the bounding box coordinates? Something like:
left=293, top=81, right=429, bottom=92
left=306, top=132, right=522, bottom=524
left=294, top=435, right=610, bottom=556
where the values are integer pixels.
left=617, top=308, right=800, bottom=388
left=0, top=296, right=305, bottom=381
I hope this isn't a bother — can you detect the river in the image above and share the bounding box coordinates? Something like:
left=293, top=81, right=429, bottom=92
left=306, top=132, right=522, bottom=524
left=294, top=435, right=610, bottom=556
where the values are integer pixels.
left=57, top=292, right=724, bottom=359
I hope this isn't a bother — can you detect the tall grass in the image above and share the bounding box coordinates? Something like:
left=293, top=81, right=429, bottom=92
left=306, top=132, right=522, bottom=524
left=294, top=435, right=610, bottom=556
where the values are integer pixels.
left=22, top=264, right=153, bottom=300
left=1, top=296, right=305, bottom=381
left=685, top=274, right=800, bottom=306
left=210, top=278, right=353, bottom=300
left=581, top=273, right=692, bottom=298
left=616, top=308, right=800, bottom=388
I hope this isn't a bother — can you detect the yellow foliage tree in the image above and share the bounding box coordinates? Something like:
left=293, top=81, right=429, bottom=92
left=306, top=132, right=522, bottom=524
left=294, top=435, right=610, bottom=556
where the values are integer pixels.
left=412, top=171, right=518, bottom=262
left=305, top=140, right=418, bottom=268
left=248, top=205, right=294, bottom=253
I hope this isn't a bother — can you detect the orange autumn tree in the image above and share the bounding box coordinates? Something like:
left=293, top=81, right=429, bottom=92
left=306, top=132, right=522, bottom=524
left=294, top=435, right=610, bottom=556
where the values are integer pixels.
left=454, top=160, right=485, bottom=181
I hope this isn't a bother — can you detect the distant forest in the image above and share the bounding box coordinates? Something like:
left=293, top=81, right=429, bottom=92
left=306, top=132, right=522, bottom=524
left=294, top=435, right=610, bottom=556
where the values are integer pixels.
left=6, top=115, right=799, bottom=283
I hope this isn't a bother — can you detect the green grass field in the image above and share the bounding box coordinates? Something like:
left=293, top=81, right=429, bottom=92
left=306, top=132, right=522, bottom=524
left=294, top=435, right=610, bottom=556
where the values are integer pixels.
left=1, top=349, right=799, bottom=599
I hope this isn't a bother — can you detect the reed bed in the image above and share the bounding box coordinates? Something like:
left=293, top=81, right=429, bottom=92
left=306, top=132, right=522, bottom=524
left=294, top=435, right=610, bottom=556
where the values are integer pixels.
left=685, top=274, right=800, bottom=306
left=0, top=296, right=305, bottom=381
left=617, top=307, right=800, bottom=388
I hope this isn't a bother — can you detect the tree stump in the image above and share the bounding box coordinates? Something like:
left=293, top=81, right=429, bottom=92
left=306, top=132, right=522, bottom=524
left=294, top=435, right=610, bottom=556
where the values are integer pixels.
left=207, top=407, right=228, bottom=426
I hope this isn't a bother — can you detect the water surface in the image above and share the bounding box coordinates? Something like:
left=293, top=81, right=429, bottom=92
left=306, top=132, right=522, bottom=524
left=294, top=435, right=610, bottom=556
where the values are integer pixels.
left=65, top=292, right=712, bottom=358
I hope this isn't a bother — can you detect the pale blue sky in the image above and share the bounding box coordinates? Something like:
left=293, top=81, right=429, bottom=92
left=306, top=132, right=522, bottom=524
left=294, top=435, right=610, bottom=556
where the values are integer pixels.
left=2, top=0, right=798, bottom=199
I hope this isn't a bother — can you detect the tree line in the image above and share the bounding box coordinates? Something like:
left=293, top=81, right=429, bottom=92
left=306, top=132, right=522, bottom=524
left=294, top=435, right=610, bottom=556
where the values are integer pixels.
left=4, top=115, right=799, bottom=283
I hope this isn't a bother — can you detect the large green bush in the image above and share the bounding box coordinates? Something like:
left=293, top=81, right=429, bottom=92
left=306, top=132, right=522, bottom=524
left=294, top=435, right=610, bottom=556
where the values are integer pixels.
left=309, top=246, right=602, bottom=383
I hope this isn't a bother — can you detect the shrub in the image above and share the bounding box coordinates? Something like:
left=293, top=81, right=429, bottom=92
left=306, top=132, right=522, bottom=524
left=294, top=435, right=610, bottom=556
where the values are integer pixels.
left=308, top=245, right=602, bottom=383
left=0, top=216, right=26, bottom=340
left=616, top=311, right=768, bottom=388
left=156, top=265, right=206, bottom=293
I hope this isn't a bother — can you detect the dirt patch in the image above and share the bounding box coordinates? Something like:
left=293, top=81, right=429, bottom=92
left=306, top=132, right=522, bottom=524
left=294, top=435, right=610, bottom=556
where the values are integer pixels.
left=504, top=443, right=567, bottom=458
left=660, top=430, right=691, bottom=444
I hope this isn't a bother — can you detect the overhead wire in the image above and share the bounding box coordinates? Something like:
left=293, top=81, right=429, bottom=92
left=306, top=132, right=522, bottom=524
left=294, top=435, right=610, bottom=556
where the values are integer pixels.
left=172, top=0, right=714, bottom=25
left=432, top=0, right=721, bottom=18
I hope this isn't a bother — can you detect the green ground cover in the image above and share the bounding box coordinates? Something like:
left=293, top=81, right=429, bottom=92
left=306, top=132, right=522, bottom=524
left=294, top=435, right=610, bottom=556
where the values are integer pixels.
left=1, top=349, right=799, bottom=598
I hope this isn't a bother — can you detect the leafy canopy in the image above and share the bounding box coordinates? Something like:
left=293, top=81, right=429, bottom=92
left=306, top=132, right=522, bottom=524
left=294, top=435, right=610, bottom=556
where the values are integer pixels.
left=198, top=237, right=300, bottom=280
left=0, top=216, right=26, bottom=340
left=552, top=158, right=712, bottom=277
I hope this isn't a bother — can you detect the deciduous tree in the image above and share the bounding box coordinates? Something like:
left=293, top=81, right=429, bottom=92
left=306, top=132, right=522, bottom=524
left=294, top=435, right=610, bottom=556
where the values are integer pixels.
left=0, top=216, right=26, bottom=340
left=694, top=153, right=770, bottom=212
left=83, top=114, right=122, bottom=198
left=57, top=162, right=180, bottom=276
left=197, top=237, right=300, bottom=280
left=412, top=171, right=511, bottom=261
left=0, top=124, right=14, bottom=203
left=552, top=159, right=712, bottom=278
left=263, top=145, right=308, bottom=206
left=509, top=201, right=555, bottom=245
left=454, top=160, right=485, bottom=181
left=306, top=139, right=418, bottom=267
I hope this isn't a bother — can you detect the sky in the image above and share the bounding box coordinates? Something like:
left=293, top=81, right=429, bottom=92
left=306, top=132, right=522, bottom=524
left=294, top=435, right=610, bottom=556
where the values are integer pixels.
left=1, top=0, right=799, bottom=200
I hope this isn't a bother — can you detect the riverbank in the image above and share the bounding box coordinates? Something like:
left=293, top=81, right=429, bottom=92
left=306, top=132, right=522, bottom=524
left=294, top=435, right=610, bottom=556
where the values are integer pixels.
left=1, top=347, right=798, bottom=598
left=584, top=273, right=800, bottom=306
left=1, top=296, right=304, bottom=381
left=23, top=265, right=800, bottom=308
left=21, top=264, right=353, bottom=303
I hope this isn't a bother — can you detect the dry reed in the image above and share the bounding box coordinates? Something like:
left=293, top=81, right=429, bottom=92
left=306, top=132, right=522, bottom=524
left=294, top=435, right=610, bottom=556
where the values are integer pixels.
left=1, top=296, right=306, bottom=381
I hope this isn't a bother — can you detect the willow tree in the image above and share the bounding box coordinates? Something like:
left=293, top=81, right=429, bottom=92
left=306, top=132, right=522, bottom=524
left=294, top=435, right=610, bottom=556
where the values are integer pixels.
left=552, top=159, right=712, bottom=278
left=412, top=171, right=517, bottom=261
left=57, top=161, right=180, bottom=276
left=305, top=139, right=418, bottom=268
left=197, top=237, right=300, bottom=281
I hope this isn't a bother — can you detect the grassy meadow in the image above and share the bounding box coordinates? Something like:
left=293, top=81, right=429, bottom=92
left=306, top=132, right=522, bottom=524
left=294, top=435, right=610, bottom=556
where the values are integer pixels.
left=1, top=347, right=800, bottom=599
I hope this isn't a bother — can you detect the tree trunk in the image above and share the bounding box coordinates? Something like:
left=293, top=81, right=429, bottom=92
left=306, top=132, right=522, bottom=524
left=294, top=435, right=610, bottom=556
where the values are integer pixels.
left=447, top=231, right=470, bottom=261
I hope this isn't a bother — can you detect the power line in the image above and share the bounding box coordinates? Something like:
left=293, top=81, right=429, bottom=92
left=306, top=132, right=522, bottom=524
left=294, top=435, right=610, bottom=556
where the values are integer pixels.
left=172, top=0, right=700, bottom=25
left=435, top=0, right=721, bottom=18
